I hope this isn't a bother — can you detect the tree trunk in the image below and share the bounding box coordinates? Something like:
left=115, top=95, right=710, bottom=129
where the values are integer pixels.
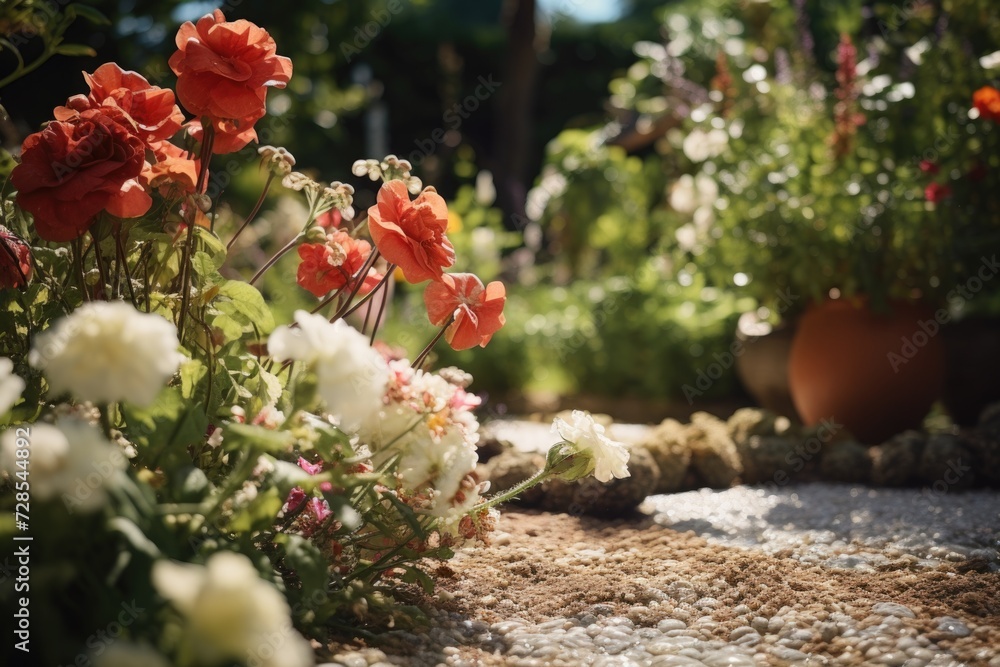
left=495, top=0, right=539, bottom=230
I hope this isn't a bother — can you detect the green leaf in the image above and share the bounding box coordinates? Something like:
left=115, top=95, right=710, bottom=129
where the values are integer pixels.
left=215, top=280, right=275, bottom=334
left=122, top=387, right=209, bottom=463
left=228, top=486, right=283, bottom=533
left=191, top=251, right=222, bottom=279
left=109, top=517, right=161, bottom=558
left=382, top=492, right=427, bottom=540
left=275, top=534, right=329, bottom=595
left=399, top=565, right=436, bottom=595
left=179, top=359, right=207, bottom=400
left=67, top=4, right=112, bottom=25
left=54, top=44, right=97, bottom=57
left=222, top=422, right=294, bottom=454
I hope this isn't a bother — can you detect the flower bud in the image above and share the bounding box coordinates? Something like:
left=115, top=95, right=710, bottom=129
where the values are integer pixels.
left=304, top=226, right=328, bottom=243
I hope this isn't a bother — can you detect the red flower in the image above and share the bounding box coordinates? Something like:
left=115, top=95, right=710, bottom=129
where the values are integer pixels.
left=168, top=9, right=291, bottom=139
left=925, top=182, right=952, bottom=203
left=973, top=85, right=1000, bottom=122
left=11, top=107, right=152, bottom=242
left=148, top=140, right=199, bottom=196
left=919, top=160, right=939, bottom=175
left=367, top=180, right=455, bottom=283
left=0, top=226, right=32, bottom=289
left=184, top=116, right=258, bottom=155
left=54, top=63, right=184, bottom=146
left=296, top=230, right=381, bottom=298
left=424, top=273, right=506, bottom=350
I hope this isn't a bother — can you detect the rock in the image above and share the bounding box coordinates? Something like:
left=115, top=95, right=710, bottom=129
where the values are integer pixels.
left=967, top=402, right=1000, bottom=485
left=918, top=433, right=976, bottom=489
left=871, top=431, right=925, bottom=486
left=727, top=407, right=794, bottom=446
left=738, top=435, right=798, bottom=484
left=638, top=418, right=691, bottom=493
left=687, top=412, right=743, bottom=488
left=481, top=449, right=547, bottom=506
left=475, top=431, right=511, bottom=463
left=540, top=445, right=659, bottom=517
left=820, top=439, right=872, bottom=483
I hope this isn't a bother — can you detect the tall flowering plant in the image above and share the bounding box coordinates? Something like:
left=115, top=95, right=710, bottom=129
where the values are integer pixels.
left=0, top=10, right=627, bottom=666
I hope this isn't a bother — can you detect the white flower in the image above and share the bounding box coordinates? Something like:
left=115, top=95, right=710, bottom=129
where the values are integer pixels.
left=268, top=311, right=389, bottom=431
left=94, top=642, right=170, bottom=667
left=0, top=357, right=25, bottom=415
left=0, top=418, right=126, bottom=512
left=152, top=551, right=313, bottom=667
left=552, top=410, right=630, bottom=483
left=28, top=302, right=183, bottom=407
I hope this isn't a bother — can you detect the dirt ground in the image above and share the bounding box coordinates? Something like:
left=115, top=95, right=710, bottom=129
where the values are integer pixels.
left=325, top=509, right=1000, bottom=666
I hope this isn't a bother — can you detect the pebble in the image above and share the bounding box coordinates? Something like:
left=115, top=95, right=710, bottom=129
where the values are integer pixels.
left=323, top=481, right=1000, bottom=666
left=933, top=616, right=971, bottom=637
left=872, top=602, right=916, bottom=619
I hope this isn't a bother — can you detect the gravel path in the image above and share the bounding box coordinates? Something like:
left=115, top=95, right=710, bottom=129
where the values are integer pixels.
left=320, top=420, right=1000, bottom=667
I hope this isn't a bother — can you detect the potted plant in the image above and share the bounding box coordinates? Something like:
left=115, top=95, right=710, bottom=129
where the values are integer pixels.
left=612, top=0, right=1000, bottom=440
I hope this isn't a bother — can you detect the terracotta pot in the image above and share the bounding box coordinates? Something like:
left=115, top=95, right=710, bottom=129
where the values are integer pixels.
left=734, top=323, right=801, bottom=420
left=788, top=298, right=946, bottom=443
left=941, top=317, right=1000, bottom=426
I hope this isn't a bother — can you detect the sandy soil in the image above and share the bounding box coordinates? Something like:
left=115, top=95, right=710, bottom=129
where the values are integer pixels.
left=324, top=509, right=1000, bottom=666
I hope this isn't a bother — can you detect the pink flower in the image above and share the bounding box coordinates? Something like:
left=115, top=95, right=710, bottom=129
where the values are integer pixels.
left=297, top=456, right=323, bottom=475
left=283, top=487, right=306, bottom=513
left=919, top=160, right=939, bottom=174
left=306, top=497, right=332, bottom=522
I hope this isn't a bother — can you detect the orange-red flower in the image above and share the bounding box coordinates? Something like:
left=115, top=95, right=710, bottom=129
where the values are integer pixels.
left=11, top=107, right=152, bottom=242
left=367, top=180, right=455, bottom=283
left=148, top=140, right=200, bottom=196
left=184, top=116, right=259, bottom=155
left=424, top=273, right=506, bottom=350
left=296, top=230, right=381, bottom=298
left=54, top=63, right=185, bottom=146
left=169, top=9, right=291, bottom=140
left=973, top=86, right=1000, bottom=123
left=0, top=226, right=32, bottom=289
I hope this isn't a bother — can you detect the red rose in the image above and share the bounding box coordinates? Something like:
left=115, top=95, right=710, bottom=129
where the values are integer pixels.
left=367, top=180, right=456, bottom=283
left=11, top=108, right=152, bottom=242
left=424, top=273, right=506, bottom=350
left=169, top=9, right=291, bottom=134
left=54, top=63, right=185, bottom=146
left=0, top=226, right=32, bottom=289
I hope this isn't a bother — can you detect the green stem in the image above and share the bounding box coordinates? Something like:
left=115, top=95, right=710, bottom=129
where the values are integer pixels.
left=178, top=123, right=216, bottom=341
left=472, top=467, right=555, bottom=513
left=411, top=315, right=453, bottom=369
left=249, top=232, right=302, bottom=286
left=335, top=263, right=394, bottom=322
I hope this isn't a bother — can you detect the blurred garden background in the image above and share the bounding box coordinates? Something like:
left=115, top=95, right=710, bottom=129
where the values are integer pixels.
left=3, top=0, right=999, bottom=427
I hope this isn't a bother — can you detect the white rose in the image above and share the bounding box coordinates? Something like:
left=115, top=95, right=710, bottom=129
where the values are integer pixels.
left=29, top=302, right=183, bottom=407
left=268, top=311, right=389, bottom=431
left=152, top=551, right=313, bottom=667
left=0, top=418, right=126, bottom=512
left=0, top=357, right=25, bottom=415
left=552, top=410, right=630, bottom=483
